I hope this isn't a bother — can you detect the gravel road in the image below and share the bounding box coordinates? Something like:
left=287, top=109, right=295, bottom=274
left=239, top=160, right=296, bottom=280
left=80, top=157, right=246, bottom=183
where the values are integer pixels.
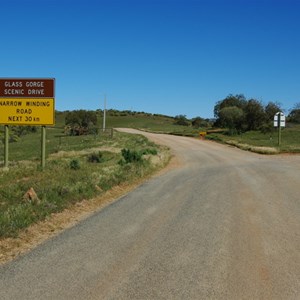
left=1, top=129, right=300, bottom=299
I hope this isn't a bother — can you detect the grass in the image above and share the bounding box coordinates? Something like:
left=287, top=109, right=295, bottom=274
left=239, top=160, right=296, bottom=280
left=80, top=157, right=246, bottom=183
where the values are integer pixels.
left=89, top=111, right=206, bottom=136
left=0, top=130, right=170, bottom=238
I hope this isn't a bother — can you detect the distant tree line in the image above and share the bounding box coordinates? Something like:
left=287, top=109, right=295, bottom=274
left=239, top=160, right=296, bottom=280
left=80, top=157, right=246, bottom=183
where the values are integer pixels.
left=63, top=109, right=177, bottom=136
left=213, top=94, right=286, bottom=134
left=58, top=99, right=300, bottom=137
left=174, top=115, right=212, bottom=128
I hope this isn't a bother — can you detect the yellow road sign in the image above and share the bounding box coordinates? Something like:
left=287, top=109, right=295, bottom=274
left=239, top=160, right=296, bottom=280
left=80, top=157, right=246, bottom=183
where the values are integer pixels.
left=0, top=98, right=55, bottom=125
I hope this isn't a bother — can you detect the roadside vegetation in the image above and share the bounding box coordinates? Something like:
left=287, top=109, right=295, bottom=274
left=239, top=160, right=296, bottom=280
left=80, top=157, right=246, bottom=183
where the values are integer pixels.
left=207, top=94, right=300, bottom=154
left=206, top=125, right=300, bottom=154
left=0, top=109, right=205, bottom=239
left=0, top=129, right=170, bottom=238
left=1, top=100, right=300, bottom=239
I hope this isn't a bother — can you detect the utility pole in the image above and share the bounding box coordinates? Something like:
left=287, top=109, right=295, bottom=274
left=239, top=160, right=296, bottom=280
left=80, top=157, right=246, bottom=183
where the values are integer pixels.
left=103, top=94, right=106, bottom=132
left=278, top=112, right=281, bottom=146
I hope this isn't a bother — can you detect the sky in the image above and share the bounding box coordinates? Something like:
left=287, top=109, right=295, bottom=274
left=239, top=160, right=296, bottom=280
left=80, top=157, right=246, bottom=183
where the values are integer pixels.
left=1, top=0, right=300, bottom=119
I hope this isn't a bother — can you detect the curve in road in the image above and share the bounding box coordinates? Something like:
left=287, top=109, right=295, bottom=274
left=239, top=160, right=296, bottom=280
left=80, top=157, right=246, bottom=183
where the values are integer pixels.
left=1, top=129, right=300, bottom=299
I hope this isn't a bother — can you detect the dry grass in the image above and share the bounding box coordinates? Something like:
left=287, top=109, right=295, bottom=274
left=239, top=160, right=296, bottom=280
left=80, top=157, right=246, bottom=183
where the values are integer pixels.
left=49, top=146, right=121, bottom=159
left=226, top=140, right=279, bottom=154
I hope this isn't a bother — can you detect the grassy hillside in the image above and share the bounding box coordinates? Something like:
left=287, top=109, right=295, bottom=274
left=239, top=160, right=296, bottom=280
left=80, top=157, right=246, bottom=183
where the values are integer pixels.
left=57, top=110, right=203, bottom=134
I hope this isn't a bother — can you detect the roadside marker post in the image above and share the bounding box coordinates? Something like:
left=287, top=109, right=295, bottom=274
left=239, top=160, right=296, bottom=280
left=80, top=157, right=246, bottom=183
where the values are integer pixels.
left=199, top=131, right=207, bottom=140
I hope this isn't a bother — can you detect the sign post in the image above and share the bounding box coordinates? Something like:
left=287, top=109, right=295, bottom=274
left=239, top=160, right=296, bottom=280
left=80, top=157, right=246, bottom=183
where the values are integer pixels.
left=0, top=78, right=55, bottom=169
left=41, top=126, right=46, bottom=170
left=274, top=112, right=285, bottom=146
left=4, top=125, right=9, bottom=168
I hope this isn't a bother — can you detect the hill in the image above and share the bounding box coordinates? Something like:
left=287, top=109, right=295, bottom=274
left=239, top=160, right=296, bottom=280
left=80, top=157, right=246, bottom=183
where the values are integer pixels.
left=56, top=109, right=209, bottom=135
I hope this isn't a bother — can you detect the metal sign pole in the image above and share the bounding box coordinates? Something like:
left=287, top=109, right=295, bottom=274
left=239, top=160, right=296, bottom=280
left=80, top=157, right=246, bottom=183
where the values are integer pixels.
left=4, top=125, right=9, bottom=168
left=278, top=113, right=281, bottom=146
left=274, top=112, right=285, bottom=147
left=41, top=126, right=46, bottom=170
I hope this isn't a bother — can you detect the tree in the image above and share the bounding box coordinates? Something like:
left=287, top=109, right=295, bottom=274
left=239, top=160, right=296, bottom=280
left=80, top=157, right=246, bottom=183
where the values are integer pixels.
left=214, top=94, right=247, bottom=119
left=288, top=103, right=300, bottom=123
left=213, top=94, right=277, bottom=132
left=65, top=110, right=97, bottom=135
left=191, top=116, right=207, bottom=128
left=265, top=101, right=282, bottom=122
left=244, top=99, right=265, bottom=131
left=174, top=115, right=190, bottom=126
left=218, top=106, right=244, bottom=134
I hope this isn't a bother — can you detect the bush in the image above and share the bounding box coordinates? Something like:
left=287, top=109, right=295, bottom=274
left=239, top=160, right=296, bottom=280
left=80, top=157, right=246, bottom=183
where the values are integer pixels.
left=206, top=134, right=222, bottom=142
left=174, top=115, right=190, bottom=126
left=65, top=110, right=97, bottom=136
left=70, top=159, right=80, bottom=170
left=260, top=123, right=274, bottom=134
left=141, top=148, right=158, bottom=155
left=87, top=151, right=103, bottom=163
left=120, top=148, right=143, bottom=164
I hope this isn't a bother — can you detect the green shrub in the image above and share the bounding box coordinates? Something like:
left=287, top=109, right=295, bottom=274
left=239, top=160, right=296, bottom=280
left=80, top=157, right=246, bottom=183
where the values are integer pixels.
left=87, top=151, right=103, bottom=163
left=206, top=134, right=222, bottom=142
left=120, top=148, right=142, bottom=164
left=70, top=159, right=80, bottom=170
left=141, top=148, right=158, bottom=155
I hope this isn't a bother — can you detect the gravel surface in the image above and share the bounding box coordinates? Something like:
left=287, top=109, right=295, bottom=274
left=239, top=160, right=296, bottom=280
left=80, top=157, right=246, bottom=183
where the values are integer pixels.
left=1, top=129, right=300, bottom=299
